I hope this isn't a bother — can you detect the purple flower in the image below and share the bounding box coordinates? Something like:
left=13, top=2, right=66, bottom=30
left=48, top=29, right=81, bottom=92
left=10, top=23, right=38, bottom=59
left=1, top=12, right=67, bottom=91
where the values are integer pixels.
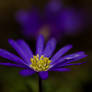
left=16, top=0, right=85, bottom=40
left=0, top=35, right=87, bottom=80
left=16, top=9, right=43, bottom=38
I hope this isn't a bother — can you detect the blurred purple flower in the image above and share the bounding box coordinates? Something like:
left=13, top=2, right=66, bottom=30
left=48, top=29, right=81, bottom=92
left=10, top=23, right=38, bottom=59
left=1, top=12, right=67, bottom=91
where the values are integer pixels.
left=0, top=35, right=87, bottom=80
left=60, top=8, right=85, bottom=35
left=16, top=9, right=42, bottom=38
left=16, top=0, right=85, bottom=40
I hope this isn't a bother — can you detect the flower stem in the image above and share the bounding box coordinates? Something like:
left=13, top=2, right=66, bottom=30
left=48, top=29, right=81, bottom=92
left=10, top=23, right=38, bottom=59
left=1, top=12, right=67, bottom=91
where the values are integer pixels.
left=38, top=75, right=42, bottom=92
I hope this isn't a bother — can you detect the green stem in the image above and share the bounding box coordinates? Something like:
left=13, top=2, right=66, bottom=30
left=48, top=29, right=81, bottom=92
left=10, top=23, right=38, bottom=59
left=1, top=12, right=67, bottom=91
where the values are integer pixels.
left=38, top=75, right=42, bottom=92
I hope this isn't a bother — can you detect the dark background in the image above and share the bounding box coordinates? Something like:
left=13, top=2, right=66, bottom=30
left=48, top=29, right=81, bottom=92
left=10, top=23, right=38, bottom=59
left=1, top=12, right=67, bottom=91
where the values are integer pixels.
left=0, top=0, right=92, bottom=92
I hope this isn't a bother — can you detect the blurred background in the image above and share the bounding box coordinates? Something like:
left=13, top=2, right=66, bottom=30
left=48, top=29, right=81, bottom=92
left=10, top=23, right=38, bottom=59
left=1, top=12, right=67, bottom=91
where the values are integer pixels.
left=0, top=0, right=92, bottom=92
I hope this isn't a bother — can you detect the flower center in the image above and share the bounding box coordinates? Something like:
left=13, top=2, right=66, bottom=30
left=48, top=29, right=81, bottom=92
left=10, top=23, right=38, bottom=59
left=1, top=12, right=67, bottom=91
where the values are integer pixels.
left=30, top=54, right=51, bottom=72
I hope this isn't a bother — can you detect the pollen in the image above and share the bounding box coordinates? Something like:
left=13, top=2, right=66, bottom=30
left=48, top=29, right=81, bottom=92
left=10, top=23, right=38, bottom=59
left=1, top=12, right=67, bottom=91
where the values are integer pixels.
left=30, top=54, right=51, bottom=72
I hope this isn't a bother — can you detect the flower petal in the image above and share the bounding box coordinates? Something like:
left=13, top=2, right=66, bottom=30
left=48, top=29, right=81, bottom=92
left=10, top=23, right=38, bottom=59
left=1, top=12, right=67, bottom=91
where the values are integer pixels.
left=51, top=51, right=87, bottom=68
left=19, top=69, right=35, bottom=77
left=43, top=38, right=56, bottom=58
left=51, top=45, right=72, bottom=64
left=63, top=51, right=87, bottom=60
left=36, top=35, right=44, bottom=56
left=17, top=39, right=33, bottom=63
left=63, top=54, right=87, bottom=64
left=0, top=62, right=26, bottom=68
left=49, top=68, right=71, bottom=72
left=0, top=49, right=24, bottom=64
left=8, top=39, right=30, bottom=64
left=58, top=61, right=87, bottom=67
left=39, top=71, right=48, bottom=80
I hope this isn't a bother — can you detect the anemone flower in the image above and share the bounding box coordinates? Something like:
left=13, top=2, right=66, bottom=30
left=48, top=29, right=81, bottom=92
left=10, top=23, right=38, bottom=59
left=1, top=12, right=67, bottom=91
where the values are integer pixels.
left=16, top=0, right=84, bottom=40
left=0, top=35, right=87, bottom=80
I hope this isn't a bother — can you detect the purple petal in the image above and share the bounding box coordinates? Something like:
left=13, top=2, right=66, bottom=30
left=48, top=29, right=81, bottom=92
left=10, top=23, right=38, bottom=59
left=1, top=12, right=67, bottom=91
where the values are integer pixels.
left=36, top=35, right=44, bottom=56
left=43, top=38, right=56, bottom=58
left=17, top=39, right=33, bottom=63
left=8, top=39, right=30, bottom=65
left=49, top=68, right=70, bottom=72
left=19, top=69, right=35, bottom=77
left=51, top=51, right=87, bottom=68
left=0, top=49, right=25, bottom=64
left=51, top=45, right=72, bottom=64
left=64, top=54, right=87, bottom=64
left=63, top=51, right=87, bottom=60
left=0, top=62, right=26, bottom=68
left=39, top=71, right=48, bottom=80
left=60, top=61, right=87, bottom=67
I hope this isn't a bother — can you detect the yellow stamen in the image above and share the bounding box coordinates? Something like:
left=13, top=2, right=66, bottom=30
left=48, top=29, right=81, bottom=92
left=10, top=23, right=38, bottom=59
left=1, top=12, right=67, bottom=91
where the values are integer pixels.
left=30, top=54, right=51, bottom=72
